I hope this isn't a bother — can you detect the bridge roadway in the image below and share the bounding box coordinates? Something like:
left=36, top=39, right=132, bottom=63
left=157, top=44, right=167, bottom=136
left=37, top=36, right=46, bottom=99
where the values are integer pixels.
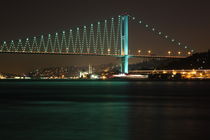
left=0, top=51, right=186, bottom=59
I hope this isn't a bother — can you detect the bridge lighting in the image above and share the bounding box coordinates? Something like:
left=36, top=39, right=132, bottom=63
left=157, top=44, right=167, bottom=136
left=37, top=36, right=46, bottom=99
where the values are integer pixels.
left=148, top=50, right=151, bottom=55
left=178, top=42, right=181, bottom=45
left=138, top=50, right=141, bottom=55
left=1, top=14, right=194, bottom=75
left=185, top=46, right=188, bottom=49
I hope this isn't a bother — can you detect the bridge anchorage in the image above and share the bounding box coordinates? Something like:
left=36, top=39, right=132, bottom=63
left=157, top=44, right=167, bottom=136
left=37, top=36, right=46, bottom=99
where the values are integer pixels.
left=0, top=13, right=194, bottom=74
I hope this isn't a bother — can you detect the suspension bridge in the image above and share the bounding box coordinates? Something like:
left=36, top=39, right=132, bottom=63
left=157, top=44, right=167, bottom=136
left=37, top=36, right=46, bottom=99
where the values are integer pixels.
left=0, top=14, right=194, bottom=74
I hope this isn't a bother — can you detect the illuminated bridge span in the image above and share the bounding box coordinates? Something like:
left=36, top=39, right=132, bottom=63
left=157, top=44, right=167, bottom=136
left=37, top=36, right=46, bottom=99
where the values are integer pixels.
left=0, top=14, right=194, bottom=73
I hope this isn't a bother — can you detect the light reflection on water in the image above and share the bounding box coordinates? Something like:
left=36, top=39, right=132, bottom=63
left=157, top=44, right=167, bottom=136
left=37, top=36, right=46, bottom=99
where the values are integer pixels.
left=0, top=81, right=210, bottom=140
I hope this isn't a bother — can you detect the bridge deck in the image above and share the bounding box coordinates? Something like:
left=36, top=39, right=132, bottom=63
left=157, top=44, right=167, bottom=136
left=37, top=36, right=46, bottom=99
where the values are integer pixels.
left=0, top=51, right=186, bottom=59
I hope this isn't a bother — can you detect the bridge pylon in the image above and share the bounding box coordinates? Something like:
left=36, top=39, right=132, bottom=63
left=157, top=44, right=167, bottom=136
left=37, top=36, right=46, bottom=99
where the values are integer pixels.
left=121, top=14, right=129, bottom=74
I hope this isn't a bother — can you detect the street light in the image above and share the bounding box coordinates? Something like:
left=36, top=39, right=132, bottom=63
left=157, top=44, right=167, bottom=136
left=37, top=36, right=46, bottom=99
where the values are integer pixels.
left=148, top=50, right=151, bottom=55
left=168, top=51, right=171, bottom=56
left=188, top=51, right=191, bottom=56
left=138, top=50, right=141, bottom=55
left=178, top=51, right=181, bottom=55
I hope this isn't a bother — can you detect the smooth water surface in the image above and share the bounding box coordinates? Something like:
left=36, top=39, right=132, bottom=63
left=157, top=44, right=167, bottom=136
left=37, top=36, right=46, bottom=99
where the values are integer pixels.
left=0, top=80, right=210, bottom=140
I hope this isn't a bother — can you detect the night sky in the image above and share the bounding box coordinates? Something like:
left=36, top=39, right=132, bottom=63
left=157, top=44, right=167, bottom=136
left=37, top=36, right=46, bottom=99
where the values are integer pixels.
left=0, top=0, right=209, bottom=73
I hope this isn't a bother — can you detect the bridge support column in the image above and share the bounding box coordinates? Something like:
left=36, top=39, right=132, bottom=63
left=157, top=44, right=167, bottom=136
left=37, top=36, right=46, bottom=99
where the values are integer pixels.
left=121, top=55, right=129, bottom=73
left=121, top=15, right=129, bottom=74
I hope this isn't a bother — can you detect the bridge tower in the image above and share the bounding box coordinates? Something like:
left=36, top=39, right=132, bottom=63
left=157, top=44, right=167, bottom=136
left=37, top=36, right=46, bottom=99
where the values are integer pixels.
left=121, top=14, right=129, bottom=74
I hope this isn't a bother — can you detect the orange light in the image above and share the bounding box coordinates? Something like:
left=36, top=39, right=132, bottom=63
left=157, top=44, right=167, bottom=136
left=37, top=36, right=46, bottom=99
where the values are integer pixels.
left=163, top=70, right=167, bottom=74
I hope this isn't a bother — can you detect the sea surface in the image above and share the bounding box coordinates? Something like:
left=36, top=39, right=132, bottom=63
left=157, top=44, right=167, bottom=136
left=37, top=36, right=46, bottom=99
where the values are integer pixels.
left=0, top=80, right=210, bottom=140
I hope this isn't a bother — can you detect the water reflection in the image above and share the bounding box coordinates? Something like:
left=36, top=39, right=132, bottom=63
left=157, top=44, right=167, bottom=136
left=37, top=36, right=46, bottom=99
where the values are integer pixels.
left=0, top=81, right=210, bottom=140
left=128, top=98, right=210, bottom=140
left=0, top=101, right=129, bottom=140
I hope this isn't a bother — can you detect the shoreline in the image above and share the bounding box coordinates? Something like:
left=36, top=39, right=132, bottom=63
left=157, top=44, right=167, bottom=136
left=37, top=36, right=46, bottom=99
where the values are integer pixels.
left=0, top=78, right=210, bottom=82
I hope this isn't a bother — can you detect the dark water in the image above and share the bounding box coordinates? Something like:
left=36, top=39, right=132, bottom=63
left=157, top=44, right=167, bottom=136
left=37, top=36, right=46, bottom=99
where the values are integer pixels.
left=0, top=80, right=210, bottom=140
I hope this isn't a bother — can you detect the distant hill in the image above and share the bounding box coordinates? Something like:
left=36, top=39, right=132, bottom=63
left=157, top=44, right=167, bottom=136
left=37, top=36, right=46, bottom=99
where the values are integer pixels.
left=129, top=50, right=210, bottom=70
left=159, top=50, right=210, bottom=70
